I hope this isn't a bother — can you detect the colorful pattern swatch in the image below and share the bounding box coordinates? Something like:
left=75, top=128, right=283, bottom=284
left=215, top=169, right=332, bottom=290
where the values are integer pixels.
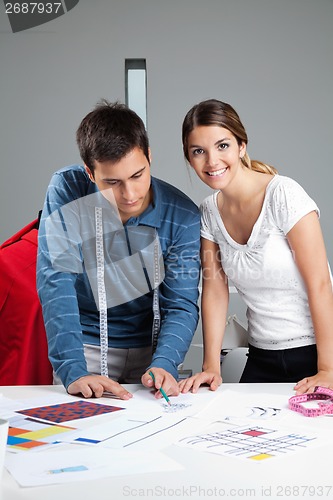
left=18, top=400, right=125, bottom=423
left=7, top=418, right=75, bottom=451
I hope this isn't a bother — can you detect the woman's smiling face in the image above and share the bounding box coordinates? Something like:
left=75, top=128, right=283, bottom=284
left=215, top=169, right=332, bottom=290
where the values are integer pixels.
left=187, top=125, right=246, bottom=190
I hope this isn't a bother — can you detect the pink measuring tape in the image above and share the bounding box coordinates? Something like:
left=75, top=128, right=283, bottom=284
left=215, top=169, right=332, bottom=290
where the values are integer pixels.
left=289, top=386, right=333, bottom=417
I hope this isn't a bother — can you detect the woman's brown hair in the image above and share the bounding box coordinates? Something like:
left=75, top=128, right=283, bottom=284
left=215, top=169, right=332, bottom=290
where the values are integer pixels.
left=182, top=99, right=277, bottom=175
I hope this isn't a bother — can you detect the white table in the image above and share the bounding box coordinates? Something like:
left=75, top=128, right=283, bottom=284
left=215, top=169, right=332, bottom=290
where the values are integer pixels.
left=1, top=383, right=333, bottom=500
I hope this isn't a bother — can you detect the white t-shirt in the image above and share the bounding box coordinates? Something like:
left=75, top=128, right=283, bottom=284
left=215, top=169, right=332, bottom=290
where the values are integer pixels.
left=200, top=175, right=319, bottom=350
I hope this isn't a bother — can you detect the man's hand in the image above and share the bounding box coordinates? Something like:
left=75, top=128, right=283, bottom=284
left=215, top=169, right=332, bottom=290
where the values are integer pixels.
left=141, top=368, right=180, bottom=398
left=67, top=375, right=133, bottom=399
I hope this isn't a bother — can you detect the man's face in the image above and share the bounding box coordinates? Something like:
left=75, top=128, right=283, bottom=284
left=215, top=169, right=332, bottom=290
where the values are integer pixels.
left=85, top=147, right=152, bottom=223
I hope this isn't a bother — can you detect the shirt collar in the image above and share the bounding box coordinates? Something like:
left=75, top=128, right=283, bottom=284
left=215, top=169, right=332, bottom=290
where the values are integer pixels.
left=125, top=177, right=162, bottom=228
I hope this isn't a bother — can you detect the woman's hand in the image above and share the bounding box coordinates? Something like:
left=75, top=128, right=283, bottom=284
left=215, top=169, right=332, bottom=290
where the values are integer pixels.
left=294, top=370, right=333, bottom=394
left=178, top=370, right=222, bottom=394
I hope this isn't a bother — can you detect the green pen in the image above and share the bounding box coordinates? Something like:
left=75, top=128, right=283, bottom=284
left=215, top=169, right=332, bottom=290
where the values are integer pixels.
left=148, top=371, right=171, bottom=406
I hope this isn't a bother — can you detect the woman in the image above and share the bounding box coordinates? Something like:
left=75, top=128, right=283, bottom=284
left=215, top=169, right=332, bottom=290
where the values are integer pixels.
left=179, top=99, right=333, bottom=395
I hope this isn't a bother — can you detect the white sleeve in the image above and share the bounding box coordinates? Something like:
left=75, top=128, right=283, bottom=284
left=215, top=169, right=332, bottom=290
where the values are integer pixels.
left=271, top=177, right=320, bottom=234
left=200, top=198, right=218, bottom=242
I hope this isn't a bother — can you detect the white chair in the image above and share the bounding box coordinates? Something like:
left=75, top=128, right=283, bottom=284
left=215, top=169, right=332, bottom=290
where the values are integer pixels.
left=221, top=347, right=249, bottom=383
left=181, top=314, right=249, bottom=378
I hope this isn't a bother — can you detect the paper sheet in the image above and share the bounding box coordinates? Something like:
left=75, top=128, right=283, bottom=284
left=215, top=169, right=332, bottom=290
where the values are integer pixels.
left=5, top=447, right=183, bottom=487
left=176, top=420, right=332, bottom=461
left=116, top=387, right=221, bottom=417
left=99, top=414, right=208, bottom=451
left=195, top=390, right=289, bottom=424
left=0, top=394, right=81, bottom=420
left=59, top=388, right=218, bottom=450
left=6, top=415, right=78, bottom=452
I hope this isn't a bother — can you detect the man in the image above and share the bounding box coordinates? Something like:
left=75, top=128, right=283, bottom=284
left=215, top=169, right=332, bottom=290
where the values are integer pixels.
left=37, top=100, right=200, bottom=400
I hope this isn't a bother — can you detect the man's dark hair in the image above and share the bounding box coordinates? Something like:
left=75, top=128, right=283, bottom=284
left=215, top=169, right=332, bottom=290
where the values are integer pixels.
left=76, top=99, right=150, bottom=172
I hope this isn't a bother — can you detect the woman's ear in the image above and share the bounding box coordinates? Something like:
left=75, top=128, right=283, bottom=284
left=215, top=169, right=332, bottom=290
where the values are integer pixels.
left=239, top=142, right=247, bottom=158
left=84, top=165, right=95, bottom=182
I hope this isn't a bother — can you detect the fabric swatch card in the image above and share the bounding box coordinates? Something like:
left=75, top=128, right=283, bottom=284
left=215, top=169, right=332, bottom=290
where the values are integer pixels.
left=18, top=400, right=125, bottom=423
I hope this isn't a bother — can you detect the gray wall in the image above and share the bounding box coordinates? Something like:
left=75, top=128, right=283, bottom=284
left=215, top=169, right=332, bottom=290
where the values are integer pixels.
left=1, top=0, right=332, bottom=259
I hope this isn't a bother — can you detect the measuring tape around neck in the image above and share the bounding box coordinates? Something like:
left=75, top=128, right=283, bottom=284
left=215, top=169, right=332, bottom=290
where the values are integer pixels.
left=289, top=386, right=333, bottom=417
left=95, top=207, right=109, bottom=378
left=151, top=231, right=161, bottom=354
left=95, top=211, right=161, bottom=374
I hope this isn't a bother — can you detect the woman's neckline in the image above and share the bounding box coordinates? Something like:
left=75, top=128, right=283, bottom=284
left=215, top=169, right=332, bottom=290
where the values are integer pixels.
left=212, top=174, right=279, bottom=248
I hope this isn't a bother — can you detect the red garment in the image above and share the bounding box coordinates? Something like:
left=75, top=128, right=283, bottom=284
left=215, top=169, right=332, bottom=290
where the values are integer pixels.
left=0, top=219, right=53, bottom=385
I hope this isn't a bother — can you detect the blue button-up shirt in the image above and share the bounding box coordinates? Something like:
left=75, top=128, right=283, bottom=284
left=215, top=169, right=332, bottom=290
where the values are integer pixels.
left=37, top=165, right=200, bottom=389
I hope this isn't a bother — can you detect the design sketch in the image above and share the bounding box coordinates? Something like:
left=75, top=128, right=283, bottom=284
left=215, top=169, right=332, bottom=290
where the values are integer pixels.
left=161, top=402, right=193, bottom=413
left=224, top=406, right=282, bottom=421
left=178, top=424, right=317, bottom=461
